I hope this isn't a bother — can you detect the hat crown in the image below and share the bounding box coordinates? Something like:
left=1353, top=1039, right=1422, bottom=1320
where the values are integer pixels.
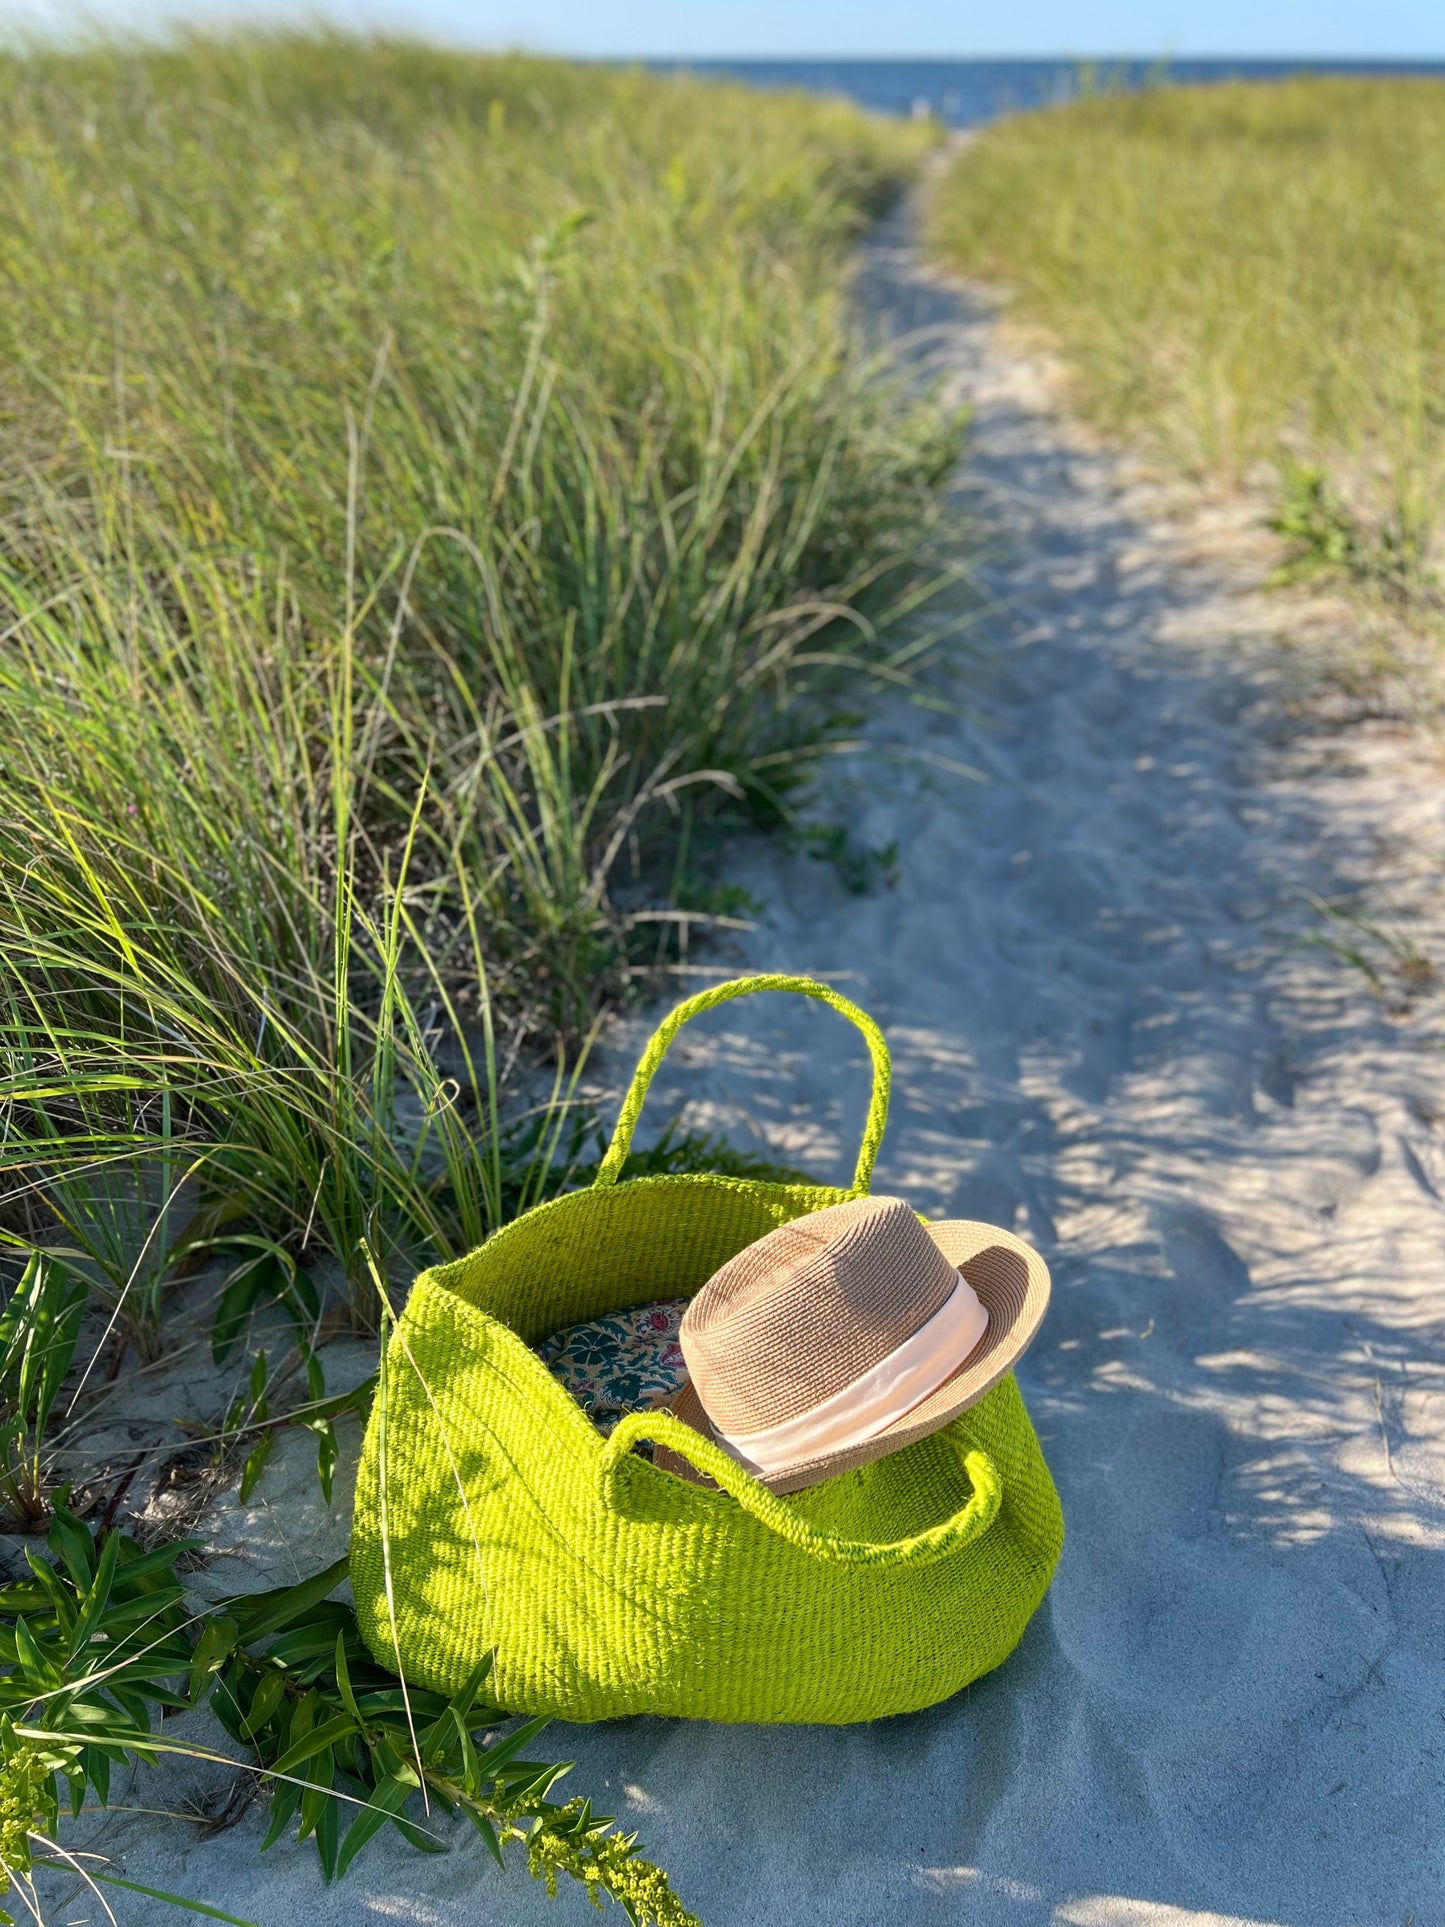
left=678, top=1195, right=961, bottom=1436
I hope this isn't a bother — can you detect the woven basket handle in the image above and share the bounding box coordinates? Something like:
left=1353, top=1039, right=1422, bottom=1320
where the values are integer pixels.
left=600, top=1410, right=1000, bottom=1570
left=594, top=974, right=890, bottom=1195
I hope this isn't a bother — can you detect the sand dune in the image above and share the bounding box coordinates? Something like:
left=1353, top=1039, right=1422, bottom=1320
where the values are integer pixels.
left=98, top=201, right=1444, bottom=1926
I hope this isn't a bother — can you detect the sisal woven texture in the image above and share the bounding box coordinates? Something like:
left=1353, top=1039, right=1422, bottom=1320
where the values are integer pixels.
left=350, top=975, right=1065, bottom=1725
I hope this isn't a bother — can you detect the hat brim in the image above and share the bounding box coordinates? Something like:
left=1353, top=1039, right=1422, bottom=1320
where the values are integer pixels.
left=654, top=1219, right=1050, bottom=1495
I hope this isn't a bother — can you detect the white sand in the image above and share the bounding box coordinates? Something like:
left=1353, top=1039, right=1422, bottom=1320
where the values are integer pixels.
left=68, top=208, right=1445, bottom=1926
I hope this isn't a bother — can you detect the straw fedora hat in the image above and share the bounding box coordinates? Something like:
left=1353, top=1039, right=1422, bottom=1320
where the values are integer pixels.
left=658, top=1195, right=1050, bottom=1494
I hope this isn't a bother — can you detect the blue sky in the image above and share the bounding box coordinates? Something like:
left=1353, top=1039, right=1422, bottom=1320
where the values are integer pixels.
left=14, top=0, right=1445, bottom=57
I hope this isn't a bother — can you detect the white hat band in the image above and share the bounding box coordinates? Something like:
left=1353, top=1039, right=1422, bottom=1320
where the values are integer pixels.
left=710, top=1271, right=990, bottom=1480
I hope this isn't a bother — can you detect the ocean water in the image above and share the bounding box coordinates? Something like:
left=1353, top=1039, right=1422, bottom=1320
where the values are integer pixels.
left=649, top=57, right=1445, bottom=126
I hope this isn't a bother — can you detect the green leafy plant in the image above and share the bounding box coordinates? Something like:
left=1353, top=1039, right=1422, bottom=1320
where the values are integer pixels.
left=207, top=1349, right=377, bottom=1509
left=1267, top=462, right=1365, bottom=583
left=207, top=1561, right=697, bottom=1921
left=0, top=1507, right=206, bottom=1922
left=0, top=1514, right=697, bottom=1925
left=1268, top=460, right=1438, bottom=601
left=0, top=1254, right=86, bottom=1529
left=194, top=1234, right=374, bottom=1503
left=206, top=1238, right=321, bottom=1371
left=791, top=822, right=901, bottom=895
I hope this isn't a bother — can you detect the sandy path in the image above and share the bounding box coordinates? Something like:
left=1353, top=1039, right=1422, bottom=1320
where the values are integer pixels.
left=109, top=208, right=1444, bottom=1925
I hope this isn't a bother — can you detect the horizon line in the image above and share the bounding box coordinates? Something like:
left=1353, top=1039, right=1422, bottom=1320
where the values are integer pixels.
left=605, top=51, right=1445, bottom=65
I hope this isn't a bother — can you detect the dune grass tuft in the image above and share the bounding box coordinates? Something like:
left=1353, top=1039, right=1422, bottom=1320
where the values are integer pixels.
left=928, top=76, right=1445, bottom=594
left=0, top=36, right=958, bottom=1337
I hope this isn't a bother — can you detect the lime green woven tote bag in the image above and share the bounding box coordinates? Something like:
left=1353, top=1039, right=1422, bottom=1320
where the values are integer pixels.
left=350, top=975, right=1064, bottom=1725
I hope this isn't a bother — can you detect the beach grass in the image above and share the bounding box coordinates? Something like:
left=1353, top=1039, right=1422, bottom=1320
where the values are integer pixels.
left=928, top=76, right=1445, bottom=594
left=0, top=36, right=955, bottom=1338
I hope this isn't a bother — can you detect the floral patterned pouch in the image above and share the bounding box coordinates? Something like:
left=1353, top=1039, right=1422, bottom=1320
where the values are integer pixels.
left=535, top=1298, right=691, bottom=1436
